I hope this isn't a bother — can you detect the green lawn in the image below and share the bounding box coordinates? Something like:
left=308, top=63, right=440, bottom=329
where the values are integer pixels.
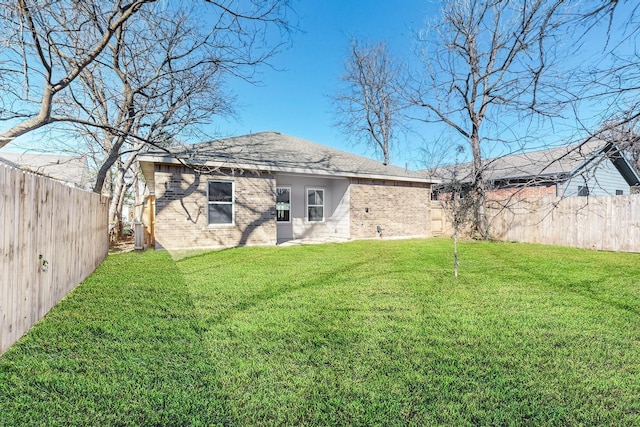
left=1, top=239, right=640, bottom=426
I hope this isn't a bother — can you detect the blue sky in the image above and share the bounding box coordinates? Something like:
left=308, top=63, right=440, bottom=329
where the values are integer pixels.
left=3, top=0, right=435, bottom=168
left=213, top=0, right=439, bottom=169
left=5, top=1, right=635, bottom=170
left=213, top=1, right=638, bottom=170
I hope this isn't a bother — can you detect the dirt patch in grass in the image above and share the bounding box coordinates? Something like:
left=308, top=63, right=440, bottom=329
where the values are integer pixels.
left=108, top=235, right=134, bottom=254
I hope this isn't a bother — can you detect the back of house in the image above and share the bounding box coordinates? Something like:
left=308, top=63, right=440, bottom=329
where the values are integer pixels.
left=138, top=131, right=437, bottom=251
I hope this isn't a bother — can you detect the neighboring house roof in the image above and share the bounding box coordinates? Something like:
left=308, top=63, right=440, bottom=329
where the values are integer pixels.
left=428, top=139, right=640, bottom=187
left=0, top=152, right=91, bottom=189
left=139, top=131, right=435, bottom=185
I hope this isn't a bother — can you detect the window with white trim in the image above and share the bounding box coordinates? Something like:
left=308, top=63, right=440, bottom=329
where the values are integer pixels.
left=307, top=188, right=324, bottom=222
left=207, top=180, right=233, bottom=224
left=276, top=187, right=291, bottom=222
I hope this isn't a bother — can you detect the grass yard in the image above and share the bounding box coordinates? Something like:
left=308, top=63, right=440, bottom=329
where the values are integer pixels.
left=1, top=238, right=640, bottom=426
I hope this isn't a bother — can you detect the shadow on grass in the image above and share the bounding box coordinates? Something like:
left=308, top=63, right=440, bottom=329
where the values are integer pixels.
left=492, top=246, right=640, bottom=317
left=556, top=279, right=640, bottom=316
left=205, top=258, right=373, bottom=327
left=0, top=251, right=235, bottom=426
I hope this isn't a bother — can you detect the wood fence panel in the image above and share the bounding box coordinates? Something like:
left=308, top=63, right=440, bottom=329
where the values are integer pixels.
left=1, top=165, right=109, bottom=355
left=432, top=195, right=640, bottom=253
left=486, top=195, right=640, bottom=252
left=631, top=197, right=640, bottom=251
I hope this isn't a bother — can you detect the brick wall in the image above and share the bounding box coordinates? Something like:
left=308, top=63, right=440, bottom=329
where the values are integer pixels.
left=435, top=183, right=557, bottom=201
left=349, top=179, right=432, bottom=239
left=487, top=183, right=557, bottom=200
left=154, top=164, right=277, bottom=250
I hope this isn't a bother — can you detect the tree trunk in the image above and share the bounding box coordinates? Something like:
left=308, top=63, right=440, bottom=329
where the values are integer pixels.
left=107, top=144, right=144, bottom=242
left=109, top=166, right=124, bottom=240
left=93, top=136, right=127, bottom=193
left=474, top=182, right=488, bottom=239
left=470, top=130, right=489, bottom=239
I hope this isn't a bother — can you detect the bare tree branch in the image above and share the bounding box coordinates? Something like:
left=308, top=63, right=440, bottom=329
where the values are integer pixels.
left=0, top=0, right=293, bottom=149
left=0, top=0, right=155, bottom=147
left=409, top=0, right=567, bottom=239
left=331, top=39, right=405, bottom=165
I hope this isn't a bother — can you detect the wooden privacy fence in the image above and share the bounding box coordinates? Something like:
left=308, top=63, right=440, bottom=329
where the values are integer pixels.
left=432, top=195, right=640, bottom=253
left=487, top=195, right=640, bottom=252
left=1, top=164, right=109, bottom=355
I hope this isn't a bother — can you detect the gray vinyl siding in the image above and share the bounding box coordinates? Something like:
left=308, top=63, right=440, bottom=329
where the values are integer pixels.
left=275, top=174, right=350, bottom=241
left=562, top=157, right=630, bottom=196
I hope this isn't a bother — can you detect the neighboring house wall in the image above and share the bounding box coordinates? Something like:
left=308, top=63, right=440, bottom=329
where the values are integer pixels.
left=434, top=183, right=557, bottom=203
left=562, top=158, right=632, bottom=196
left=436, top=157, right=634, bottom=201
left=486, top=183, right=557, bottom=200
left=349, top=179, right=432, bottom=239
left=153, top=164, right=277, bottom=250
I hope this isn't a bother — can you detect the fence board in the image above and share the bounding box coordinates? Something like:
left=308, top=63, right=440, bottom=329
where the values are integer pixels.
left=432, top=195, right=640, bottom=253
left=1, top=164, right=108, bottom=354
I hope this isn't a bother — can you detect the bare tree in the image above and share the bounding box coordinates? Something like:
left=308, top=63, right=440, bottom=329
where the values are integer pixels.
left=74, top=1, right=290, bottom=239
left=574, top=0, right=636, bottom=36
left=332, top=39, right=405, bottom=165
left=593, top=119, right=640, bottom=176
left=0, top=0, right=292, bottom=240
left=0, top=0, right=154, bottom=148
left=64, top=4, right=234, bottom=236
left=438, top=145, right=475, bottom=278
left=0, top=0, right=291, bottom=151
left=408, top=0, right=567, bottom=239
left=564, top=1, right=640, bottom=148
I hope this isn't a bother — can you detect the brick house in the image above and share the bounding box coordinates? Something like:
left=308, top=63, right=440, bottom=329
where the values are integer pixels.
left=429, top=139, right=640, bottom=201
left=138, top=131, right=435, bottom=251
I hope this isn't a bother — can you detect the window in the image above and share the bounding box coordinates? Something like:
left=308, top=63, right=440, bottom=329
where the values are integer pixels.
left=208, top=180, right=233, bottom=224
left=307, top=188, right=324, bottom=222
left=578, top=185, right=589, bottom=197
left=276, top=187, right=291, bottom=222
left=616, top=189, right=624, bottom=196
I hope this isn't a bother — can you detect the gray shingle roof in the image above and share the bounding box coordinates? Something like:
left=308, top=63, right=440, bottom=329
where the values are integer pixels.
left=140, top=131, right=432, bottom=183
left=0, top=152, right=90, bottom=189
left=428, top=139, right=622, bottom=183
